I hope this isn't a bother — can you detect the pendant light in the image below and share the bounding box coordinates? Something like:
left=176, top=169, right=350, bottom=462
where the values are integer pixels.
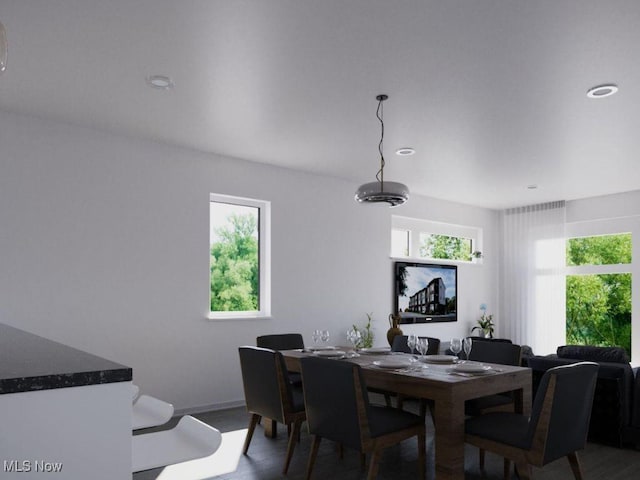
left=0, top=21, right=7, bottom=73
left=354, top=94, right=409, bottom=207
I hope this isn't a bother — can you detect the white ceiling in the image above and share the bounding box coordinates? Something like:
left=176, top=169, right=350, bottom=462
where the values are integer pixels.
left=1, top=0, right=639, bottom=209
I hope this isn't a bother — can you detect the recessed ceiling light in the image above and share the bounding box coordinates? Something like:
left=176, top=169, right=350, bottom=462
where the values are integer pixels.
left=395, top=148, right=415, bottom=156
left=586, top=84, right=618, bottom=99
left=527, top=184, right=538, bottom=190
left=146, top=75, right=174, bottom=90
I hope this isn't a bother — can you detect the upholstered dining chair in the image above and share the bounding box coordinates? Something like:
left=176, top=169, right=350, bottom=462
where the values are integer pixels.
left=391, top=335, right=441, bottom=355
left=465, top=362, right=599, bottom=480
left=257, top=333, right=305, bottom=386
left=465, top=341, right=523, bottom=415
left=238, top=346, right=306, bottom=474
left=257, top=333, right=305, bottom=351
left=300, top=356, right=426, bottom=480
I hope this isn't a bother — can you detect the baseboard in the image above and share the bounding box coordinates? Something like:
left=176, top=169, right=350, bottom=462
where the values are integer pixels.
left=174, top=399, right=246, bottom=416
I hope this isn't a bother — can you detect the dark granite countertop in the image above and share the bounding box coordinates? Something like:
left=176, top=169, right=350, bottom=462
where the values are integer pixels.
left=0, top=323, right=132, bottom=394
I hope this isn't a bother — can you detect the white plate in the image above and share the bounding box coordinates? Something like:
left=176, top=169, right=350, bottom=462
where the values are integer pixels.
left=360, top=347, right=391, bottom=354
left=453, top=363, right=492, bottom=373
left=420, top=354, right=458, bottom=364
left=309, top=346, right=336, bottom=351
left=314, top=350, right=346, bottom=358
left=373, top=359, right=411, bottom=369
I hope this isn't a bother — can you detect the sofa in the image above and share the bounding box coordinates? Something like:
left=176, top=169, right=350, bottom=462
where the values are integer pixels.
left=527, top=345, right=640, bottom=447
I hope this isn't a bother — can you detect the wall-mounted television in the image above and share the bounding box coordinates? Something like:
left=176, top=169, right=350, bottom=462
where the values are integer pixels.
left=394, top=262, right=457, bottom=324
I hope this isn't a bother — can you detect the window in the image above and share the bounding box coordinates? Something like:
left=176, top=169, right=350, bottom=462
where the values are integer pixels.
left=391, top=229, right=410, bottom=257
left=419, top=233, right=472, bottom=261
left=391, top=216, right=482, bottom=263
left=566, top=233, right=631, bottom=355
left=209, top=194, right=270, bottom=318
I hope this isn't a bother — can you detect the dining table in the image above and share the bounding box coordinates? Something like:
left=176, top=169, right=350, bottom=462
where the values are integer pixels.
left=282, top=348, right=531, bottom=480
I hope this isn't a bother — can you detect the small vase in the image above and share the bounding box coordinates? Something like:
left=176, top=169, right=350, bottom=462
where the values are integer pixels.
left=387, top=313, right=403, bottom=347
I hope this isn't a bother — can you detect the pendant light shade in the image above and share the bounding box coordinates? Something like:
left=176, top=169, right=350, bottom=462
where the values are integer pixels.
left=355, top=181, right=409, bottom=207
left=0, top=21, right=7, bottom=73
left=355, top=94, right=409, bottom=207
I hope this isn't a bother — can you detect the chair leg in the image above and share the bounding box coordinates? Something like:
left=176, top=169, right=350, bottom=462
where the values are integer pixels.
left=264, top=418, right=277, bottom=438
left=503, top=458, right=512, bottom=480
left=567, top=452, right=584, bottom=480
left=384, top=393, right=392, bottom=407
left=418, top=432, right=426, bottom=479
left=419, top=399, right=428, bottom=419
left=305, top=435, right=321, bottom=480
left=283, top=418, right=303, bottom=474
left=243, top=414, right=261, bottom=455
left=397, top=394, right=405, bottom=410
left=367, top=449, right=382, bottom=480
left=515, top=460, right=532, bottom=480
left=479, top=449, right=485, bottom=469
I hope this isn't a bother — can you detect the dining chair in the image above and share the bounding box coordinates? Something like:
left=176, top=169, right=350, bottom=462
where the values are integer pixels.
left=465, top=341, right=523, bottom=416
left=257, top=333, right=305, bottom=350
left=391, top=335, right=440, bottom=355
left=238, top=346, right=306, bottom=474
left=300, top=356, right=426, bottom=480
left=257, top=332, right=305, bottom=386
left=465, top=362, right=599, bottom=480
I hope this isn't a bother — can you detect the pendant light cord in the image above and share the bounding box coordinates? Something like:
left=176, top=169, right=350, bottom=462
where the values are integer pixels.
left=376, top=97, right=385, bottom=187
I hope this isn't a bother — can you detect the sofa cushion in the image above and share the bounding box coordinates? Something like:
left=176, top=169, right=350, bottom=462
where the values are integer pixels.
left=557, top=345, right=629, bottom=364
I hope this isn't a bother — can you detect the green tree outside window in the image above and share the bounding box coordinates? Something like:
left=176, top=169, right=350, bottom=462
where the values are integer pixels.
left=566, top=233, right=632, bottom=356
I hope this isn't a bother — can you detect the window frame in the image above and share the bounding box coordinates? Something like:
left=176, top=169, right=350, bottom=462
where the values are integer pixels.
left=391, top=216, right=483, bottom=264
left=565, top=217, right=637, bottom=363
left=208, top=193, right=271, bottom=320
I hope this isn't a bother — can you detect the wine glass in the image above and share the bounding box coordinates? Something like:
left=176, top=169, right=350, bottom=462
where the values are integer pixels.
left=463, top=337, right=473, bottom=360
left=416, top=338, right=429, bottom=359
left=347, top=328, right=361, bottom=350
left=321, top=329, right=330, bottom=345
left=450, top=338, right=462, bottom=358
left=311, top=329, right=320, bottom=346
left=407, top=334, right=418, bottom=355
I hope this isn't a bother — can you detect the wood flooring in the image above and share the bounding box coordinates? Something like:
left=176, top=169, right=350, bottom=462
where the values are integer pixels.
left=133, top=400, right=640, bottom=480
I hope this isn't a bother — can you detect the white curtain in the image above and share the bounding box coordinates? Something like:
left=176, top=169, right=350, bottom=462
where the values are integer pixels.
left=500, top=201, right=566, bottom=355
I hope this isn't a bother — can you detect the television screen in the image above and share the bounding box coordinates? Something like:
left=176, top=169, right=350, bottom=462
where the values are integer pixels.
left=394, top=262, right=457, bottom=324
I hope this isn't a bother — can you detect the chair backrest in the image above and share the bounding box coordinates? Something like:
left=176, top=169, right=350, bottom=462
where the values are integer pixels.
left=238, top=346, right=294, bottom=423
left=300, top=356, right=368, bottom=451
left=526, top=362, right=599, bottom=465
left=472, top=337, right=512, bottom=344
left=392, top=335, right=440, bottom=355
left=257, top=333, right=305, bottom=350
left=468, top=340, right=522, bottom=366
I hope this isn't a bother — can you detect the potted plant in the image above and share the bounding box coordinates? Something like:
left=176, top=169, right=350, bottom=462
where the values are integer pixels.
left=352, top=312, right=375, bottom=349
left=471, top=304, right=494, bottom=338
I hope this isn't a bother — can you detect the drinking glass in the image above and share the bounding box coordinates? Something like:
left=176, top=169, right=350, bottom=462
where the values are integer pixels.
left=463, top=337, right=473, bottom=360
left=407, top=334, right=418, bottom=354
left=347, top=329, right=361, bottom=350
left=312, top=329, right=320, bottom=345
left=450, top=338, right=462, bottom=357
left=416, top=338, right=429, bottom=358
left=321, top=329, right=330, bottom=345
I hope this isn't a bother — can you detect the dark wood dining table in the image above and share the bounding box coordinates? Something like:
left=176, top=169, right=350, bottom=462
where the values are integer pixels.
left=282, top=349, right=531, bottom=480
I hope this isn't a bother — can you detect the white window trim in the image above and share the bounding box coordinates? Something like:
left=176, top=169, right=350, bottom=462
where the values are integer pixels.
left=208, top=193, right=271, bottom=320
left=565, top=217, right=638, bottom=364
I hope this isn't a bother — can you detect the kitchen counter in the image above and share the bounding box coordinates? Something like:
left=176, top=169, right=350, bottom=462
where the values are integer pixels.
left=0, top=323, right=131, bottom=394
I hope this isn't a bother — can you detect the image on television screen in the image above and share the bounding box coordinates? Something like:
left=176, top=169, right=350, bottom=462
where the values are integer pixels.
left=394, top=262, right=457, bottom=324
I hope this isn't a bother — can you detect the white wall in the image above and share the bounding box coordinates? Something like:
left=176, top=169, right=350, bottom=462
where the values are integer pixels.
left=0, top=110, right=500, bottom=411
